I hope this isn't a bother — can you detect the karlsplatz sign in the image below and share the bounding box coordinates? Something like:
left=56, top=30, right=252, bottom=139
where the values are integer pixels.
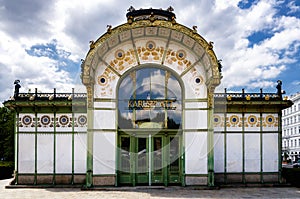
left=128, top=99, right=176, bottom=110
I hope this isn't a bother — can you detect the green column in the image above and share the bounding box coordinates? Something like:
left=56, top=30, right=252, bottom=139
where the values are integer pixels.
left=15, top=110, right=19, bottom=184
left=207, top=92, right=214, bottom=187
left=34, top=108, right=38, bottom=185
left=86, top=107, right=94, bottom=188
left=278, top=111, right=283, bottom=183
left=86, top=86, right=94, bottom=188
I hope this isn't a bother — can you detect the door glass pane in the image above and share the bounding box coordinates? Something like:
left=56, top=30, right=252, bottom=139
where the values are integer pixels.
left=169, top=137, right=179, bottom=172
left=120, top=137, right=130, bottom=173
left=153, top=137, right=162, bottom=172
left=137, top=138, right=147, bottom=173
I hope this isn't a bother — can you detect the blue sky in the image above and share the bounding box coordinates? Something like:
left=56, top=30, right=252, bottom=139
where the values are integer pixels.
left=0, top=0, right=299, bottom=105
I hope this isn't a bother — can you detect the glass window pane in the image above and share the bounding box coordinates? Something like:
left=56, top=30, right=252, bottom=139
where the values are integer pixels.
left=118, top=67, right=182, bottom=129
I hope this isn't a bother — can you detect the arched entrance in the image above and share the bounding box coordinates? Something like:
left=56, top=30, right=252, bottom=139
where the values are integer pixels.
left=117, top=66, right=183, bottom=186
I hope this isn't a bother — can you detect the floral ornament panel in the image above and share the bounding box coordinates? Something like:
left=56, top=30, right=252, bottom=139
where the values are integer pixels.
left=109, top=48, right=137, bottom=74
left=226, top=114, right=243, bottom=128
left=137, top=40, right=164, bottom=64
left=165, top=48, right=192, bottom=73
left=213, top=114, right=225, bottom=127
left=77, top=115, right=87, bottom=126
left=188, top=67, right=205, bottom=96
left=262, top=114, right=278, bottom=127
left=21, top=115, right=33, bottom=127
left=96, top=67, right=117, bottom=97
left=245, top=114, right=260, bottom=127
left=40, top=115, right=51, bottom=126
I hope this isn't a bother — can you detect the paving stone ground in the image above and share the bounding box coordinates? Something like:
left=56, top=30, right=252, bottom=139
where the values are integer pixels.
left=1, top=179, right=300, bottom=199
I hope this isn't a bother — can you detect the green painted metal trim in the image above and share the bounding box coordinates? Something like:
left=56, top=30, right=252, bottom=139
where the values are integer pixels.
left=181, top=132, right=185, bottom=186
left=17, top=131, right=89, bottom=134
left=93, top=108, right=116, bottom=111
left=184, top=174, right=208, bottom=177
left=224, top=111, right=227, bottom=184
left=90, top=129, right=117, bottom=132
left=71, top=111, right=75, bottom=184
left=115, top=131, right=119, bottom=187
left=260, top=112, right=263, bottom=183
left=207, top=106, right=214, bottom=187
left=53, top=110, right=56, bottom=185
left=242, top=112, right=245, bottom=184
left=92, top=174, right=116, bottom=177
left=184, top=108, right=210, bottom=111
left=278, top=112, right=282, bottom=183
left=217, top=131, right=279, bottom=134
left=183, top=129, right=208, bottom=132
left=118, top=129, right=182, bottom=133
left=34, top=110, right=38, bottom=185
left=94, top=98, right=117, bottom=102
left=163, top=135, right=168, bottom=186
left=86, top=107, right=94, bottom=188
left=131, top=134, right=136, bottom=186
left=184, top=98, right=208, bottom=102
left=15, top=111, right=19, bottom=184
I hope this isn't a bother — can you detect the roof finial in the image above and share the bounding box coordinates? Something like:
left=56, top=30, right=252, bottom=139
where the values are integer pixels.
left=107, top=25, right=112, bottom=33
left=89, top=40, right=95, bottom=49
left=192, top=25, right=198, bottom=33
left=167, top=6, right=174, bottom=12
left=127, top=6, right=135, bottom=12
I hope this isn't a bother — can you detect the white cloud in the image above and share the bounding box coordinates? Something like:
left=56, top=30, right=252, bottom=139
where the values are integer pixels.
left=1, top=0, right=300, bottom=105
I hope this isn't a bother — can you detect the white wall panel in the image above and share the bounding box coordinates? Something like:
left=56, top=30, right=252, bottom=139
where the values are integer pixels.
left=263, top=133, right=278, bottom=172
left=214, top=133, right=224, bottom=172
left=185, top=102, right=207, bottom=109
left=56, top=134, right=72, bottom=173
left=245, top=134, right=260, bottom=172
left=94, top=110, right=116, bottom=129
left=182, top=73, right=207, bottom=99
left=18, top=134, right=35, bottom=173
left=226, top=134, right=242, bottom=172
left=93, top=133, right=116, bottom=174
left=74, top=133, right=87, bottom=173
left=94, top=101, right=116, bottom=109
left=185, top=132, right=207, bottom=174
left=184, top=110, right=207, bottom=129
left=37, top=134, right=53, bottom=173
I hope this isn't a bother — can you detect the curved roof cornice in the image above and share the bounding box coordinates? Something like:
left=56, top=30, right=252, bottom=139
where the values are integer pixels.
left=81, top=10, right=222, bottom=89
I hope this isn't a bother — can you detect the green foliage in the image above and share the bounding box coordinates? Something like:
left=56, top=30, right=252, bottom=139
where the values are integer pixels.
left=0, top=107, right=14, bottom=161
left=0, top=161, right=14, bottom=167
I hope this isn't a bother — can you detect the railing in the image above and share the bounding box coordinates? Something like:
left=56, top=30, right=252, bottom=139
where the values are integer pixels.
left=214, top=88, right=282, bottom=101
left=12, top=88, right=284, bottom=101
left=13, top=88, right=86, bottom=101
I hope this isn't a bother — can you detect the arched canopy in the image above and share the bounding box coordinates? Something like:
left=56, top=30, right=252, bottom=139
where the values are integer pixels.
left=81, top=9, right=222, bottom=92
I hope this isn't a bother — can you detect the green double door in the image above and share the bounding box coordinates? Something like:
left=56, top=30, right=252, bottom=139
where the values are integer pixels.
left=118, top=132, right=182, bottom=186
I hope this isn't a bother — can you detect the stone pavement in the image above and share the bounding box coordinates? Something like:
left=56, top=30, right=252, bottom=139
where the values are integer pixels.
left=1, top=179, right=300, bottom=199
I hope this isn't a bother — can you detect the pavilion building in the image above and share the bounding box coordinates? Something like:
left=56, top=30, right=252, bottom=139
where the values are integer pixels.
left=4, top=7, right=292, bottom=187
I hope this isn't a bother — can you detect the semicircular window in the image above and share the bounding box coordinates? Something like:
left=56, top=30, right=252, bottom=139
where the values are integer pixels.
left=118, top=67, right=182, bottom=130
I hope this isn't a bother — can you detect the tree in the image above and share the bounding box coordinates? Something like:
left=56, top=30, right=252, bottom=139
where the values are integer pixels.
left=0, top=107, right=14, bottom=162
